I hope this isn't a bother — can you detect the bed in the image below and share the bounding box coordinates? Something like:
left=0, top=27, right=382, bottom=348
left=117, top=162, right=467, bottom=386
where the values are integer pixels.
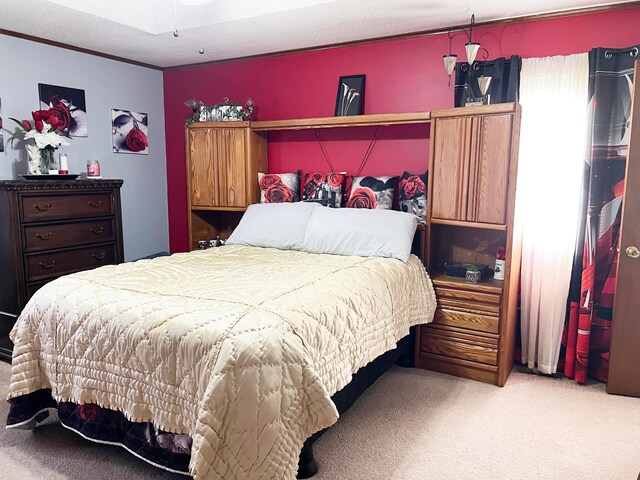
left=6, top=204, right=436, bottom=480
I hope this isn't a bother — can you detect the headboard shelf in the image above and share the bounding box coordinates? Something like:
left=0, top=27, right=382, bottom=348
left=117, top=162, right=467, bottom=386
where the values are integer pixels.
left=250, top=111, right=431, bottom=131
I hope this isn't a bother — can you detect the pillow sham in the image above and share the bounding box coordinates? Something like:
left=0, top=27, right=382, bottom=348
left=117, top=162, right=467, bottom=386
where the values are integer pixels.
left=346, top=175, right=397, bottom=209
left=398, top=171, right=428, bottom=223
left=226, top=202, right=320, bottom=250
left=301, top=172, right=345, bottom=208
left=258, top=171, right=300, bottom=203
left=304, top=207, right=418, bottom=262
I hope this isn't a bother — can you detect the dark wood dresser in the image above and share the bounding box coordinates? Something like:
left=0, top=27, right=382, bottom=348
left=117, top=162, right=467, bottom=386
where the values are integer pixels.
left=0, top=179, right=124, bottom=360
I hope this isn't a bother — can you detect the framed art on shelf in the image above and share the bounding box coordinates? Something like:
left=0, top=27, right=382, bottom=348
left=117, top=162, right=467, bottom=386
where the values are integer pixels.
left=334, top=74, right=365, bottom=116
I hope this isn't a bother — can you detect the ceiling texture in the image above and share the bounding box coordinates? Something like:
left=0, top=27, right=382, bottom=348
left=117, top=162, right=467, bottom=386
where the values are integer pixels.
left=0, top=0, right=632, bottom=68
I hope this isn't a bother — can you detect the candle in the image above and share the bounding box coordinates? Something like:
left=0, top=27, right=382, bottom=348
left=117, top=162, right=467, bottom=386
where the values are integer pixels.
left=59, top=154, right=68, bottom=171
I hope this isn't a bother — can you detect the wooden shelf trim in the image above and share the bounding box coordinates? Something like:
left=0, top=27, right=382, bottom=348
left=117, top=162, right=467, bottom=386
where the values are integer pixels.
left=250, top=111, right=431, bottom=131
left=431, top=103, right=517, bottom=119
left=430, top=218, right=507, bottom=231
left=188, top=121, right=251, bottom=129
left=191, top=206, right=248, bottom=212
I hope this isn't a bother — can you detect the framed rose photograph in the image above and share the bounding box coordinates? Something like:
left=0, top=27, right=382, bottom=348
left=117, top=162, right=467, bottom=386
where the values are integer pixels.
left=38, top=83, right=88, bottom=137
left=111, top=109, right=149, bottom=155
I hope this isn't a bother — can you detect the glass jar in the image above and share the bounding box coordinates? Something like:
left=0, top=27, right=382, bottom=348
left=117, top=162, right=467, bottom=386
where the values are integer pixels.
left=87, top=160, right=101, bottom=178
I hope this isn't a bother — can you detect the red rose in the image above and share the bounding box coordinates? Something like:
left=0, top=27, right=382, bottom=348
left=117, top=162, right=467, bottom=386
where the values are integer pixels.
left=303, top=180, right=318, bottom=198
left=259, top=174, right=283, bottom=191
left=264, top=183, right=293, bottom=203
left=346, top=188, right=377, bottom=209
left=400, top=175, right=426, bottom=200
left=327, top=173, right=344, bottom=188
left=47, top=96, right=71, bottom=131
left=47, top=115, right=62, bottom=131
left=126, top=127, right=148, bottom=152
left=78, top=403, right=100, bottom=422
left=22, top=120, right=32, bottom=130
left=34, top=120, right=44, bottom=132
left=31, top=110, right=50, bottom=123
left=311, top=173, right=325, bottom=183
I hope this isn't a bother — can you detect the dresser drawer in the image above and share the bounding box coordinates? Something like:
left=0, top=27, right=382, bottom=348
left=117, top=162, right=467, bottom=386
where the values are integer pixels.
left=420, top=326, right=498, bottom=365
left=21, top=193, right=113, bottom=222
left=433, top=306, right=499, bottom=334
left=26, top=244, right=117, bottom=281
left=23, top=218, right=115, bottom=252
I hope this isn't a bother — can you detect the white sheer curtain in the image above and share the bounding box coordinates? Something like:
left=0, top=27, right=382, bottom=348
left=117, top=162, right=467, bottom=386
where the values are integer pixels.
left=517, top=54, right=588, bottom=374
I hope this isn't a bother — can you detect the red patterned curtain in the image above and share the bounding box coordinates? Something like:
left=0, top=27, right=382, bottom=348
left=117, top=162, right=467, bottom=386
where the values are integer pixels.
left=563, top=45, right=639, bottom=383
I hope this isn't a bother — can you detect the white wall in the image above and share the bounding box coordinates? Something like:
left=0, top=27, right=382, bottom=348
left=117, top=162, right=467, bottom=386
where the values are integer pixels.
left=0, top=34, right=168, bottom=261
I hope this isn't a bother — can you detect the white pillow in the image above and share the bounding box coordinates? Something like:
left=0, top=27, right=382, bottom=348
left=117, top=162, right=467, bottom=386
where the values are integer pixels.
left=303, top=208, right=418, bottom=262
left=226, top=202, right=320, bottom=250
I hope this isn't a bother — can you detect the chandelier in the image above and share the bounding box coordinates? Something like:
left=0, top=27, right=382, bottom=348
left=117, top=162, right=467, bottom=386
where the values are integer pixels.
left=443, top=14, right=490, bottom=92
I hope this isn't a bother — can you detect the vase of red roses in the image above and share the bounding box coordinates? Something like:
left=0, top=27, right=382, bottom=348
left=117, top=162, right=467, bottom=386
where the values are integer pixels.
left=11, top=97, right=71, bottom=174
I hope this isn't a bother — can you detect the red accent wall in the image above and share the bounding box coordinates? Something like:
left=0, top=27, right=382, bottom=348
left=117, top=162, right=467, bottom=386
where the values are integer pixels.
left=164, top=7, right=640, bottom=252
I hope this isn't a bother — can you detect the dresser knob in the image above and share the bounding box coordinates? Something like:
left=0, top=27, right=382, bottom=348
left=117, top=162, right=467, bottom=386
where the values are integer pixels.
left=33, top=203, right=52, bottom=212
left=90, top=227, right=104, bottom=235
left=92, top=252, right=106, bottom=261
left=88, top=201, right=103, bottom=208
left=39, top=260, right=56, bottom=270
left=36, top=232, right=54, bottom=240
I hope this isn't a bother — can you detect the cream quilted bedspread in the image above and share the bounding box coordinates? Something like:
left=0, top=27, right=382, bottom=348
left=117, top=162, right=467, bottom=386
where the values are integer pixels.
left=8, top=245, right=435, bottom=480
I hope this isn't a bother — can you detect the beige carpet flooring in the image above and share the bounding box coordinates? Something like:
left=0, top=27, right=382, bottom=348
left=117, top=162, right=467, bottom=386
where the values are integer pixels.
left=1, top=361, right=639, bottom=480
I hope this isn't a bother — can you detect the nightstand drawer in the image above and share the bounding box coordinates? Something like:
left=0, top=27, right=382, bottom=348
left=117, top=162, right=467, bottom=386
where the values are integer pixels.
left=26, top=243, right=117, bottom=281
left=420, top=326, right=498, bottom=365
left=23, top=218, right=115, bottom=252
left=433, top=306, right=499, bottom=334
left=21, top=193, right=113, bottom=222
left=435, top=286, right=501, bottom=305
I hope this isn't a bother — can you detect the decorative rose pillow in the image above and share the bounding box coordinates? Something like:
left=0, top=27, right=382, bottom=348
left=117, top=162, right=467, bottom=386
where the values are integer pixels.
left=346, top=176, right=397, bottom=209
left=258, top=171, right=300, bottom=203
left=301, top=172, right=345, bottom=208
left=398, top=171, right=428, bottom=222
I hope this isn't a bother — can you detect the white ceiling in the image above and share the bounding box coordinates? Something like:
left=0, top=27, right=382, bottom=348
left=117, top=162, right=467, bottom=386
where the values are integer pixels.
left=0, top=0, right=631, bottom=68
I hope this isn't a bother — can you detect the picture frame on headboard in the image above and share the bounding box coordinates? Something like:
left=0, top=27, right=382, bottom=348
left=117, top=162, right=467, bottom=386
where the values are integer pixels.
left=334, top=74, right=365, bottom=116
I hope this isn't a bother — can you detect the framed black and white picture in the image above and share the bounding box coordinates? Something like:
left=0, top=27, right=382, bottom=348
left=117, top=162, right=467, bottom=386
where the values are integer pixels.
left=38, top=83, right=88, bottom=137
left=334, top=74, right=365, bottom=116
left=0, top=98, right=4, bottom=153
left=111, top=108, right=149, bottom=155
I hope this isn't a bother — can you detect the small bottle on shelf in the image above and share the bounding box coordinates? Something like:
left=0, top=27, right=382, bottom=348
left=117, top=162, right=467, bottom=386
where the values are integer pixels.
left=494, top=246, right=506, bottom=280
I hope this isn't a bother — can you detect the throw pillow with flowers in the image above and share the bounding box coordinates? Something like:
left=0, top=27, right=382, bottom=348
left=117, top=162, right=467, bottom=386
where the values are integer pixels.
left=346, top=175, right=397, bottom=209
left=258, top=171, right=300, bottom=203
left=398, top=171, right=428, bottom=222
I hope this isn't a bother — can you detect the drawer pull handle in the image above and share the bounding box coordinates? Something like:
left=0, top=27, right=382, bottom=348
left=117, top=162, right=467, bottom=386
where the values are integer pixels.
left=90, top=227, right=104, bottom=235
left=92, top=252, right=106, bottom=261
left=39, top=260, right=56, bottom=270
left=88, top=201, right=103, bottom=208
left=36, top=232, right=54, bottom=240
left=33, top=203, right=52, bottom=212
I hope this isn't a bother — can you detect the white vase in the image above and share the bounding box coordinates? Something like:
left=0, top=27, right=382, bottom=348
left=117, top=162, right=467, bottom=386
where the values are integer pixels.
left=26, top=145, right=44, bottom=174
left=26, top=145, right=55, bottom=174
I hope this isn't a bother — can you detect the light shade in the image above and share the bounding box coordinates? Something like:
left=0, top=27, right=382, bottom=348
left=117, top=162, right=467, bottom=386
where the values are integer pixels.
left=478, top=76, right=492, bottom=96
left=443, top=54, right=457, bottom=76
left=465, top=42, right=480, bottom=65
